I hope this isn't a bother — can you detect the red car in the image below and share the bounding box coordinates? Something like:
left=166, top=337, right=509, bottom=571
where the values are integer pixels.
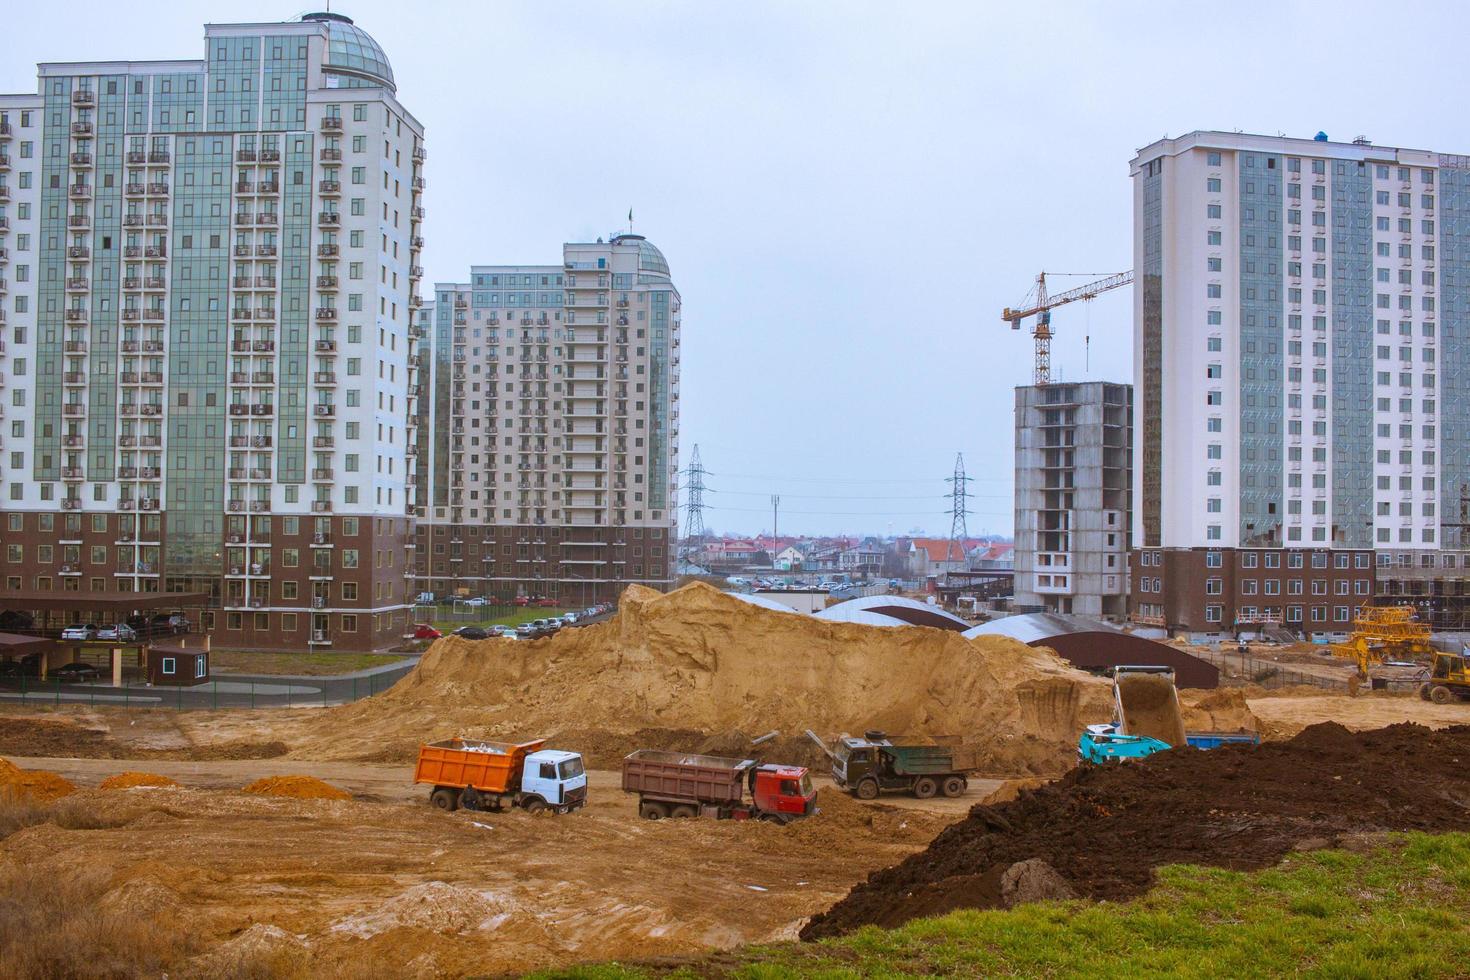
left=512, top=596, right=530, bottom=607
left=412, top=623, right=442, bottom=640
left=534, top=597, right=559, bottom=608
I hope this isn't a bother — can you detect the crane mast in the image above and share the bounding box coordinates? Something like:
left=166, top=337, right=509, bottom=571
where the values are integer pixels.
left=1002, top=270, right=1134, bottom=385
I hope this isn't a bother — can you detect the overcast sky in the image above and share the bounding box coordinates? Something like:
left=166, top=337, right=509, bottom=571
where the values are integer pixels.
left=7, top=1, right=1466, bottom=537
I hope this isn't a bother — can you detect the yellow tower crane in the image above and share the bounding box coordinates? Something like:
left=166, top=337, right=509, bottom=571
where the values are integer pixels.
left=1002, top=270, right=1134, bottom=385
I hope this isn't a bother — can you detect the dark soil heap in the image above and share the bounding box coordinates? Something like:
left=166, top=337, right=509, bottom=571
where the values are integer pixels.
left=803, top=722, right=1470, bottom=939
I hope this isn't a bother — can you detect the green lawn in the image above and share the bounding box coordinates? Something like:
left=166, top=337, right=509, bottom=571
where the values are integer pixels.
left=207, top=651, right=404, bottom=676
left=537, top=833, right=1470, bottom=979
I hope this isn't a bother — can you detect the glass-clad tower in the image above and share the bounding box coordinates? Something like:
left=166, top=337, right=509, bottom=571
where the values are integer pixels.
left=0, top=12, right=425, bottom=650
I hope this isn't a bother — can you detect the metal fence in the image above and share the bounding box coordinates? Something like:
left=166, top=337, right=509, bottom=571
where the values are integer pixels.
left=0, top=661, right=416, bottom=710
left=1193, top=647, right=1351, bottom=692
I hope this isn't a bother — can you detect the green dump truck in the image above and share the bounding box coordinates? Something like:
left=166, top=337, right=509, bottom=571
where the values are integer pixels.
left=819, top=730, right=979, bottom=800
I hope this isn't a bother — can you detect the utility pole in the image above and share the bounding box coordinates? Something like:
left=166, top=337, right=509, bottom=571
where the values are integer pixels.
left=944, top=453, right=972, bottom=565
left=771, top=495, right=781, bottom=555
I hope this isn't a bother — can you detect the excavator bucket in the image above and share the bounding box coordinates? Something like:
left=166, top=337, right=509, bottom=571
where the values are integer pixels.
left=1113, top=668, right=1187, bottom=748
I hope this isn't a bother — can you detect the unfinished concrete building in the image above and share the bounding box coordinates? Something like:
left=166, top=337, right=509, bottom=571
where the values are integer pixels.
left=1014, top=382, right=1133, bottom=619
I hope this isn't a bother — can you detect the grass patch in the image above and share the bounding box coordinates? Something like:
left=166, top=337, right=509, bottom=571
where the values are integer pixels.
left=534, top=833, right=1470, bottom=978
left=207, top=651, right=401, bottom=676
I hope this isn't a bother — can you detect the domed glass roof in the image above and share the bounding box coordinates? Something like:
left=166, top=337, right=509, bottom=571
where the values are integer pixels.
left=638, top=240, right=670, bottom=277
left=304, top=13, right=395, bottom=91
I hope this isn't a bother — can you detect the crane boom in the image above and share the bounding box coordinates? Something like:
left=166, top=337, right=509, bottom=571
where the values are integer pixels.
left=1001, top=270, right=1134, bottom=385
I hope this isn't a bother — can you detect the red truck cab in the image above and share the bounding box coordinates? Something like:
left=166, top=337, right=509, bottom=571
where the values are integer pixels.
left=751, top=764, right=816, bottom=819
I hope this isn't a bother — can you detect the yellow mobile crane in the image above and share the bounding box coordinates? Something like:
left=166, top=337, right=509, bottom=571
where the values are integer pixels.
left=1330, top=605, right=1435, bottom=681
left=1002, top=270, right=1133, bottom=385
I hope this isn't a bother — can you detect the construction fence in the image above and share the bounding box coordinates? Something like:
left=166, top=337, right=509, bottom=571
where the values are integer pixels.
left=1193, top=647, right=1353, bottom=693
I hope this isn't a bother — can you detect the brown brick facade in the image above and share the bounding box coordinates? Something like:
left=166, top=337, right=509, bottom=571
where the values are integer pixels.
left=0, top=510, right=413, bottom=652
left=1130, top=547, right=1376, bottom=635
left=412, top=522, right=674, bottom=604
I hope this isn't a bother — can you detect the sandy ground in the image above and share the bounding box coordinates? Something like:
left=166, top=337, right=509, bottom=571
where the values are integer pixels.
left=2, top=753, right=974, bottom=977
left=1247, top=694, right=1470, bottom=737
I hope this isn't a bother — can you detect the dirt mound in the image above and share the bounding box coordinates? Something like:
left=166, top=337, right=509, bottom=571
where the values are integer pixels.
left=803, top=722, right=1470, bottom=938
left=330, top=881, right=527, bottom=938
left=1179, top=687, right=1257, bottom=733
left=306, top=583, right=1117, bottom=776
left=0, top=759, right=76, bottom=803
left=242, top=775, right=350, bottom=800
left=99, top=772, right=180, bottom=790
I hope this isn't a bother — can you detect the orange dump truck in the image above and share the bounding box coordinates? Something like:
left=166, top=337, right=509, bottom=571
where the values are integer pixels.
left=414, top=737, right=587, bottom=814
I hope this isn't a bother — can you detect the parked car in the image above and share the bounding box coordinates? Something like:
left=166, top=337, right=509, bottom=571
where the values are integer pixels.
left=60, top=624, right=97, bottom=642
left=151, top=613, right=190, bottom=635
left=512, top=595, right=531, bottom=607
left=415, top=592, right=436, bottom=605
left=412, top=623, right=443, bottom=640
left=453, top=626, right=490, bottom=640
left=97, top=624, right=138, bottom=643
left=534, top=597, right=559, bottom=608
left=515, top=623, right=539, bottom=638
left=562, top=612, right=579, bottom=625
left=53, top=662, right=101, bottom=682
left=462, top=597, right=489, bottom=607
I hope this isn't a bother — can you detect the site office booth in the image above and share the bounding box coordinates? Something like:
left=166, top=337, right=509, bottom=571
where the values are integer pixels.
left=148, top=648, right=209, bottom=686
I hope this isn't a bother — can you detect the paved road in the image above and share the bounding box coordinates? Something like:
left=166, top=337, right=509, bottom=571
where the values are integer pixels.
left=0, top=656, right=418, bottom=709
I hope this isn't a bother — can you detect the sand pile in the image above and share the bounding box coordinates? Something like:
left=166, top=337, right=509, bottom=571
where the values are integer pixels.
left=308, top=583, right=1121, bottom=776
left=242, top=775, right=350, bottom=800
left=0, top=757, right=76, bottom=802
left=99, top=771, right=179, bottom=790
left=804, top=722, right=1470, bottom=938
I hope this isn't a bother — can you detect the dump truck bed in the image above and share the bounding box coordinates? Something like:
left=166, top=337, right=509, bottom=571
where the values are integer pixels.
left=621, top=749, right=754, bottom=805
left=414, top=737, right=547, bottom=794
left=883, top=742, right=981, bottom=775
left=1114, top=670, right=1187, bottom=747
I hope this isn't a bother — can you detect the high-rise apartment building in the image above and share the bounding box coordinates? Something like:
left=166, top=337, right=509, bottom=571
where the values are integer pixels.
left=1128, top=130, right=1470, bottom=632
left=1013, top=381, right=1132, bottom=619
left=412, top=235, right=681, bottom=604
left=0, top=13, right=425, bottom=651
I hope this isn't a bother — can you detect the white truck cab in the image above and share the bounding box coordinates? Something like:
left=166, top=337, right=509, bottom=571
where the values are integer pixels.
left=520, top=749, right=588, bottom=813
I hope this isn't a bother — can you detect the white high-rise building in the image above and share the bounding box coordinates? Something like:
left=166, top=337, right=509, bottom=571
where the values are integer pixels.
left=1129, top=130, right=1470, bottom=632
left=0, top=12, right=425, bottom=651
left=412, top=234, right=681, bottom=603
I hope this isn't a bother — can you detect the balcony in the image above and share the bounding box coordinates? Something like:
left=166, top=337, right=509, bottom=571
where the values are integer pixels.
left=68, top=214, right=91, bottom=229
left=66, top=277, right=88, bottom=291
left=314, top=307, right=338, bottom=321
left=410, top=236, right=425, bottom=249
left=67, top=245, right=89, bottom=259
left=256, top=243, right=277, bottom=257
left=250, top=404, right=273, bottom=417
left=312, top=501, right=333, bottom=513
left=126, top=151, right=146, bottom=164
left=148, top=151, right=169, bottom=164
left=61, top=467, right=84, bottom=481
left=312, top=468, right=334, bottom=480
left=313, top=404, right=336, bottom=417
left=257, top=181, right=279, bottom=194
left=255, top=212, right=278, bottom=226
left=320, top=116, right=343, bottom=132
left=144, top=245, right=166, bottom=259
left=231, top=308, right=252, bottom=322
left=320, top=147, right=342, bottom=162
left=67, top=184, right=90, bottom=200
left=124, top=277, right=142, bottom=291
left=314, top=339, right=338, bottom=353
left=64, top=309, right=88, bottom=323
left=69, top=152, right=92, bottom=168
left=124, top=214, right=144, bottom=227
left=316, top=275, right=338, bottom=290
left=63, top=372, right=86, bottom=385
left=62, top=499, right=82, bottom=511
left=71, top=121, right=93, bottom=136
left=313, top=372, right=337, bottom=385
left=260, top=148, right=280, bottom=162
left=146, top=213, right=168, bottom=226
left=123, top=245, right=142, bottom=258
left=317, top=211, right=340, bottom=226
left=62, top=404, right=86, bottom=417
left=313, top=436, right=335, bottom=448
left=318, top=180, right=341, bottom=195
left=72, top=89, right=95, bottom=106
left=236, top=148, right=257, bottom=162
left=144, top=277, right=166, bottom=290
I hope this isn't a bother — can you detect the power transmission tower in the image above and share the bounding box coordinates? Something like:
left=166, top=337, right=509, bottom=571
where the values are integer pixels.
left=944, top=453, right=972, bottom=564
left=680, top=444, right=708, bottom=558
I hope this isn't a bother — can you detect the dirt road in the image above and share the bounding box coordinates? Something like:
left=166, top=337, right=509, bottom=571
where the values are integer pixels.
left=2, top=751, right=981, bottom=977
left=11, top=755, right=1000, bottom=814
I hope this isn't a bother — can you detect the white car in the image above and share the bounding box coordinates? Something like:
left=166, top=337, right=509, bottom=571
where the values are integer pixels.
left=462, top=597, right=488, bottom=607
left=562, top=612, right=579, bottom=625
left=61, top=624, right=97, bottom=642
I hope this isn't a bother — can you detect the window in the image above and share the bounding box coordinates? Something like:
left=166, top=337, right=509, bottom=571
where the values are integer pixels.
left=161, top=657, right=176, bottom=675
